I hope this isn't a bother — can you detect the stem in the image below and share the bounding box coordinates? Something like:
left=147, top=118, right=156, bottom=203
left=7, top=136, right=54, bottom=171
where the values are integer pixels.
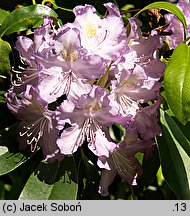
left=80, top=147, right=86, bottom=162
left=32, top=0, right=36, bottom=5
left=120, top=9, right=140, bottom=15
left=57, top=6, right=73, bottom=12
left=113, top=0, right=119, bottom=8
left=130, top=186, right=137, bottom=200
left=41, top=0, right=73, bottom=12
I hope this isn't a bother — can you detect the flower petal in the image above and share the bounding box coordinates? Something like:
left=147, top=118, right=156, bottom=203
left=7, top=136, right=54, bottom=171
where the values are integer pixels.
left=57, top=123, right=83, bottom=155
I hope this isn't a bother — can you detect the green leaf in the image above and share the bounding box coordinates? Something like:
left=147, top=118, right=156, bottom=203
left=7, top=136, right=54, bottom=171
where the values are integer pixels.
left=163, top=111, right=190, bottom=157
left=0, top=9, right=10, bottom=25
left=0, top=4, right=58, bottom=38
left=77, top=153, right=102, bottom=199
left=0, top=38, right=11, bottom=73
left=109, top=123, right=125, bottom=142
left=0, top=91, right=6, bottom=102
left=156, top=166, right=165, bottom=186
left=164, top=43, right=190, bottom=125
left=0, top=123, right=36, bottom=176
left=19, top=157, right=78, bottom=200
left=97, top=62, right=112, bottom=88
left=171, top=118, right=190, bottom=143
left=0, top=146, right=29, bottom=176
left=134, top=147, right=160, bottom=196
left=134, top=1, right=187, bottom=39
left=0, top=181, right=5, bottom=199
left=156, top=109, right=190, bottom=199
left=121, top=4, right=134, bottom=11
left=140, top=148, right=160, bottom=187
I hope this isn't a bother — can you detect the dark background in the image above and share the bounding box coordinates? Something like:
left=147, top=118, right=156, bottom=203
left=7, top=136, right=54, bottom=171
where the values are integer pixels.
left=0, top=0, right=178, bottom=11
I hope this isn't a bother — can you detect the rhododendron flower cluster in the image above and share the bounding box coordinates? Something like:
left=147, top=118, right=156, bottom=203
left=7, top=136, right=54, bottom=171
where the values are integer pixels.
left=5, top=3, right=165, bottom=196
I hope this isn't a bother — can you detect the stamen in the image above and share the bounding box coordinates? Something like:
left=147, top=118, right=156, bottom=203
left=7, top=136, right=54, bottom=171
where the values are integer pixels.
left=119, top=95, right=139, bottom=115
left=76, top=118, right=101, bottom=147
left=112, top=149, right=136, bottom=179
left=19, top=117, right=48, bottom=152
left=11, top=67, right=38, bottom=87
left=140, top=56, right=151, bottom=65
left=50, top=70, right=73, bottom=96
left=18, top=65, right=26, bottom=70
left=122, top=80, right=137, bottom=89
left=97, top=30, right=109, bottom=46
left=61, top=49, right=78, bottom=62
left=85, top=24, right=110, bottom=51
left=86, top=23, right=97, bottom=38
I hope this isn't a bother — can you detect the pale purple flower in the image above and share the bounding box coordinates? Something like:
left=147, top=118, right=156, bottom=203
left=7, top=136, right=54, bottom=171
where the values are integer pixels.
left=131, top=35, right=163, bottom=58
left=108, top=16, right=165, bottom=118
left=127, top=18, right=143, bottom=42
left=5, top=85, right=63, bottom=162
left=109, top=65, right=162, bottom=117
left=56, top=86, right=129, bottom=157
left=11, top=17, right=55, bottom=93
left=134, top=99, right=162, bottom=140
left=127, top=17, right=163, bottom=54
left=13, top=16, right=105, bottom=103
left=35, top=25, right=105, bottom=103
left=109, top=66, right=143, bottom=116
left=122, top=99, right=162, bottom=143
left=15, top=36, right=34, bottom=66
left=126, top=18, right=165, bottom=74
left=164, top=14, right=184, bottom=48
left=11, top=65, right=38, bottom=94
left=11, top=37, right=38, bottom=93
left=164, top=0, right=190, bottom=48
left=98, top=140, right=153, bottom=196
left=72, top=3, right=127, bottom=60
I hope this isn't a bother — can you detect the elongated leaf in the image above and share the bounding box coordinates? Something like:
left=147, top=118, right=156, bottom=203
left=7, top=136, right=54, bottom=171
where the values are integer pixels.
left=156, top=109, right=190, bottom=199
left=121, top=4, right=134, bottom=11
left=133, top=147, right=160, bottom=196
left=171, top=118, right=190, bottom=143
left=164, top=43, right=190, bottom=125
left=0, top=9, right=10, bottom=25
left=0, top=91, right=6, bottom=103
left=19, top=157, right=78, bottom=200
left=97, top=62, right=112, bottom=88
left=134, top=1, right=187, bottom=38
left=0, top=38, right=11, bottom=73
left=0, top=124, right=36, bottom=176
left=164, top=111, right=190, bottom=157
left=0, top=4, right=58, bottom=38
left=77, top=154, right=102, bottom=199
left=0, top=147, right=29, bottom=176
left=0, top=181, right=5, bottom=199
